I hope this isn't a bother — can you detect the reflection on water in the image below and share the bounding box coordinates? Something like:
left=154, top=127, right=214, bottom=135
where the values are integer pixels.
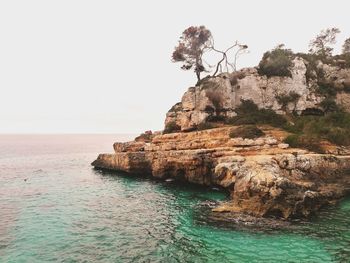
left=0, top=135, right=349, bottom=262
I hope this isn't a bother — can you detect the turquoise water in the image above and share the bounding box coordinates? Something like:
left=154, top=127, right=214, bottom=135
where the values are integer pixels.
left=0, top=135, right=349, bottom=262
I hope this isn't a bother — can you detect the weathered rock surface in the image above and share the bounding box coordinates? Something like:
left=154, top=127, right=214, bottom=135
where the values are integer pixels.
left=92, top=126, right=350, bottom=219
left=92, top=56, right=350, bottom=220
left=165, top=57, right=350, bottom=131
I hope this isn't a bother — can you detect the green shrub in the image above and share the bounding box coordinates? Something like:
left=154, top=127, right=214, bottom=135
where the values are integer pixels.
left=197, top=122, right=216, bottom=131
left=229, top=125, right=265, bottom=139
left=295, top=53, right=325, bottom=83
left=234, top=99, right=259, bottom=115
left=168, top=102, right=183, bottom=112
left=283, top=134, right=299, bottom=146
left=258, top=46, right=294, bottom=77
left=257, top=109, right=287, bottom=127
left=284, top=111, right=350, bottom=146
left=163, top=121, right=181, bottom=134
left=276, top=91, right=301, bottom=111
left=226, top=99, right=350, bottom=148
left=316, top=81, right=337, bottom=97
left=206, top=115, right=226, bottom=122
left=331, top=53, right=350, bottom=68
left=320, top=98, right=340, bottom=113
left=295, top=52, right=349, bottom=85
left=227, top=100, right=287, bottom=127
left=284, top=134, right=324, bottom=153
left=326, top=127, right=350, bottom=145
left=326, top=111, right=350, bottom=127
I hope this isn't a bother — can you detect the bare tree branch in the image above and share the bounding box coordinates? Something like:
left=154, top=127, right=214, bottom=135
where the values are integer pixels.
left=172, top=26, right=248, bottom=82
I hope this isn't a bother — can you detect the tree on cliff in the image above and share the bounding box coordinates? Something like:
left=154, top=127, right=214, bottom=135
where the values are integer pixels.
left=171, top=26, right=213, bottom=81
left=309, top=27, right=341, bottom=57
left=343, top=38, right=350, bottom=54
left=211, top=42, right=248, bottom=76
left=258, top=44, right=293, bottom=77
left=172, top=26, right=248, bottom=81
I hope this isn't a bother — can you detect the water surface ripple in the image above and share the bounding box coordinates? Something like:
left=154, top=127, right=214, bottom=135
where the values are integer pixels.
left=0, top=135, right=349, bottom=262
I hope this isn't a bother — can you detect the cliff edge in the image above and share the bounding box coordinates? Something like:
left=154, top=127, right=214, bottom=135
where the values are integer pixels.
left=165, top=57, right=350, bottom=132
left=92, top=126, right=350, bottom=219
left=92, top=56, right=350, bottom=219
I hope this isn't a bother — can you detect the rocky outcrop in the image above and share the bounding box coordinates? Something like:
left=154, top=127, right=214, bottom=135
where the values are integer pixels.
left=92, top=127, right=350, bottom=219
left=92, top=55, right=350, bottom=220
left=213, top=153, right=350, bottom=218
left=165, top=57, right=350, bottom=131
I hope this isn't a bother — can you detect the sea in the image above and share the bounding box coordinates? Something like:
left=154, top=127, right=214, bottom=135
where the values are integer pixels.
left=0, top=134, right=349, bottom=263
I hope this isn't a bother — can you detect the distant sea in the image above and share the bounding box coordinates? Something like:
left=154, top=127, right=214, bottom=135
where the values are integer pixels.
left=0, top=135, right=349, bottom=262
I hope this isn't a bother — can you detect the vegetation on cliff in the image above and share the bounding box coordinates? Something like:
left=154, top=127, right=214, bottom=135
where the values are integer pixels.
left=258, top=44, right=294, bottom=77
left=167, top=26, right=350, bottom=151
left=343, top=38, right=350, bottom=54
left=93, top=26, right=350, bottom=224
left=172, top=26, right=350, bottom=81
left=164, top=121, right=181, bottom=134
left=227, top=99, right=350, bottom=151
left=225, top=98, right=350, bottom=150
left=258, top=28, right=350, bottom=79
left=226, top=99, right=287, bottom=127
left=229, top=125, right=265, bottom=139
left=309, top=27, right=341, bottom=57
left=284, top=111, right=350, bottom=148
left=172, top=26, right=248, bottom=82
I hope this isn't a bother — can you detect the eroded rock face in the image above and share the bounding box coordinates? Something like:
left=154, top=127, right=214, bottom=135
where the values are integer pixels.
left=165, top=57, right=350, bottom=131
left=92, top=56, right=350, bottom=220
left=217, top=154, right=350, bottom=218
left=336, top=92, right=350, bottom=110
left=92, top=127, right=350, bottom=219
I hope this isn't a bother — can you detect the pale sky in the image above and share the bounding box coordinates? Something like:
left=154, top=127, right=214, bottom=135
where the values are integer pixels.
left=0, top=0, right=349, bottom=134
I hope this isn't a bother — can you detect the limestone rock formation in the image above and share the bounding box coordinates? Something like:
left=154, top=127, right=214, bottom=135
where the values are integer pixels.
left=92, top=55, right=350, bottom=220
left=165, top=57, right=350, bottom=131
left=92, top=127, right=350, bottom=219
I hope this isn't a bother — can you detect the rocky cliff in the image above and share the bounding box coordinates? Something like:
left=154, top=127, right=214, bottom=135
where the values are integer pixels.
left=92, top=126, right=350, bottom=219
left=92, top=56, right=350, bottom=219
left=165, top=57, right=350, bottom=131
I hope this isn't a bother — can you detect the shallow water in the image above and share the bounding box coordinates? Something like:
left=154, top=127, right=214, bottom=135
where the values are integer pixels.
left=0, top=135, right=349, bottom=262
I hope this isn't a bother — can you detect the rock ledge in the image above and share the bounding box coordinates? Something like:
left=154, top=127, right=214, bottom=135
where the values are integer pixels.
left=92, top=126, right=350, bottom=219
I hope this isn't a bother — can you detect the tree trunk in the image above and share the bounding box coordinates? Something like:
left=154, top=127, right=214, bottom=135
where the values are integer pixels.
left=196, top=70, right=200, bottom=81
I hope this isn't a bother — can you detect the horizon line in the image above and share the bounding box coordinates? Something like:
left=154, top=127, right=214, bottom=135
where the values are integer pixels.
left=0, top=132, right=139, bottom=135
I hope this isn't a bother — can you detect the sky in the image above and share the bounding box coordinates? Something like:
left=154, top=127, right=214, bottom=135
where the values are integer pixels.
left=0, top=0, right=349, bottom=134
